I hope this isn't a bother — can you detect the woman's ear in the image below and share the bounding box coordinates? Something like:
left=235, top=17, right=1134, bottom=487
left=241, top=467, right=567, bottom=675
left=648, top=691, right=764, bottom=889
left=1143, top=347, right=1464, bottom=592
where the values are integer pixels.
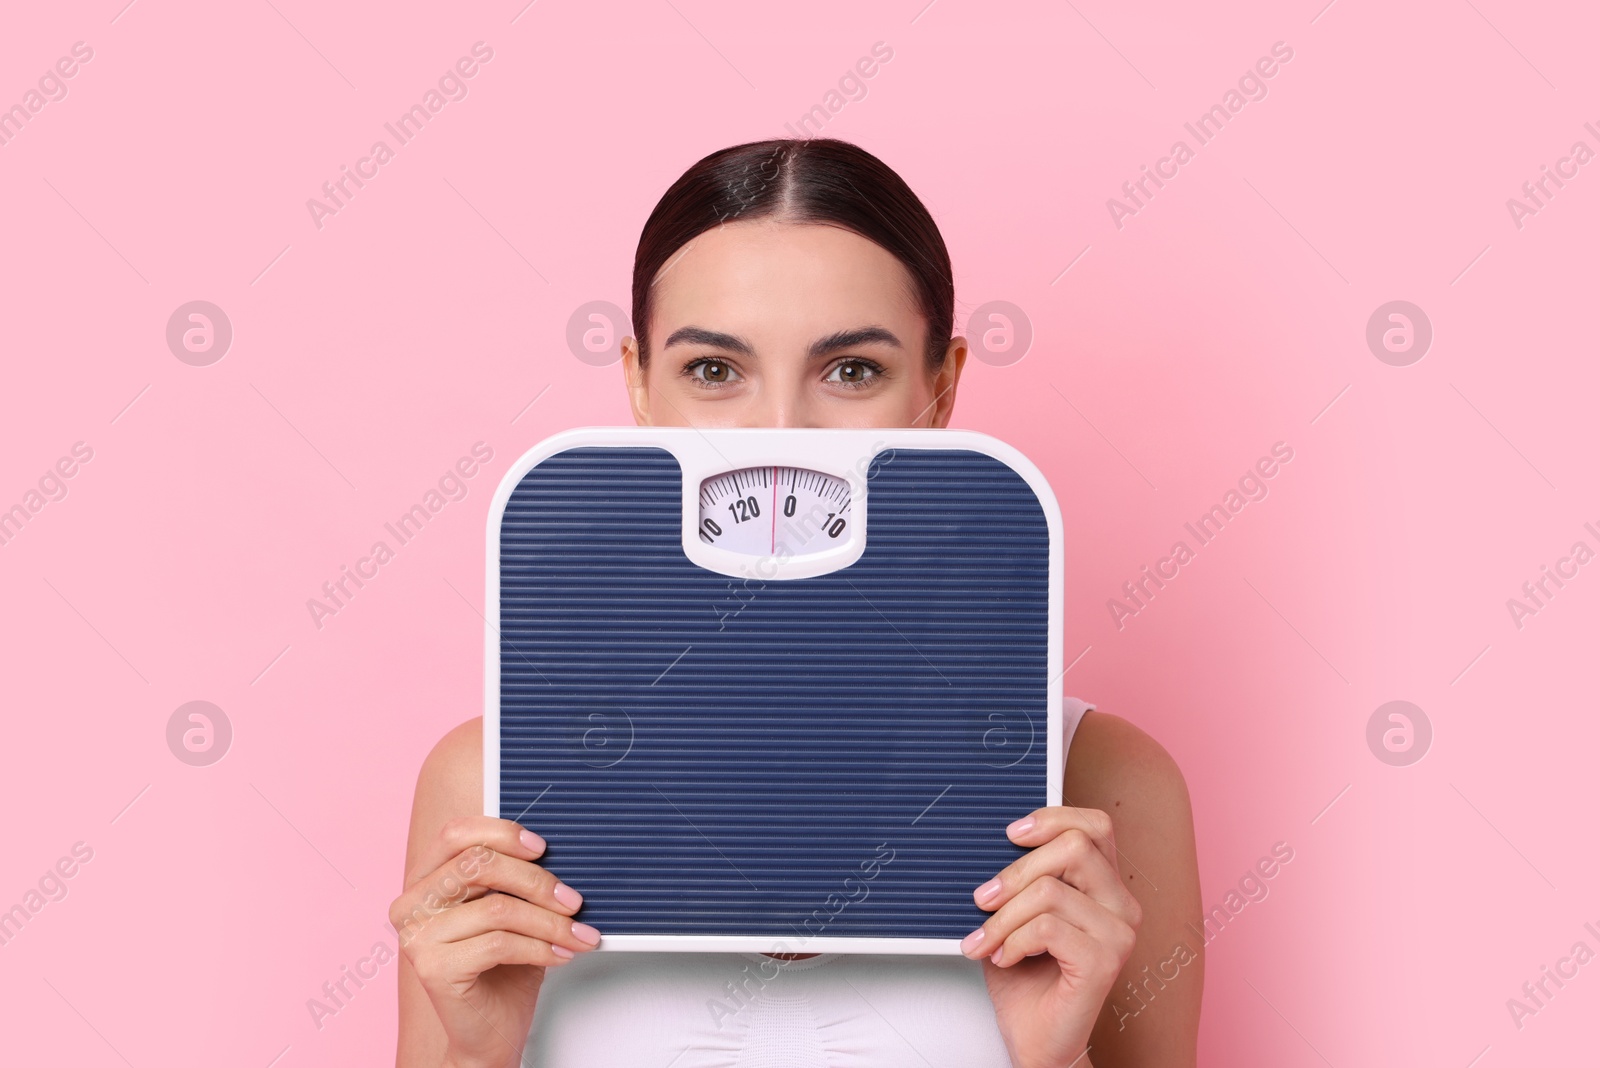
left=621, top=336, right=652, bottom=426
left=925, top=336, right=969, bottom=428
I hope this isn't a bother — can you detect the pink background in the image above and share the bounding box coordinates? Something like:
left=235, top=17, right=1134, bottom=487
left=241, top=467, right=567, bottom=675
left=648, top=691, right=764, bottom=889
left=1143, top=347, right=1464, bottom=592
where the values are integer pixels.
left=2, top=0, right=1596, bottom=1064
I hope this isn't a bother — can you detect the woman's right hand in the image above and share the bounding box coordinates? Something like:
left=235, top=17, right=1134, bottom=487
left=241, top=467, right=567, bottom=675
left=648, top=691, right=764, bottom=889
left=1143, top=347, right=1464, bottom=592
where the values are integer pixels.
left=389, top=815, right=602, bottom=1068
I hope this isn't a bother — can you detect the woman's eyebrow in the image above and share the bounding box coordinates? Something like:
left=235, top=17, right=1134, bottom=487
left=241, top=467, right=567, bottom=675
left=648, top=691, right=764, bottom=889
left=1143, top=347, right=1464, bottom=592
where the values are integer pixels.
left=662, top=326, right=755, bottom=355
left=808, top=326, right=902, bottom=357
left=661, top=325, right=903, bottom=358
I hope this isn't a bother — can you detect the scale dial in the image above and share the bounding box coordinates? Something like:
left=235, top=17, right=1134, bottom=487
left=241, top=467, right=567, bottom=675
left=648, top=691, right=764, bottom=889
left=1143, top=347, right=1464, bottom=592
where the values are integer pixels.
left=697, top=465, right=851, bottom=557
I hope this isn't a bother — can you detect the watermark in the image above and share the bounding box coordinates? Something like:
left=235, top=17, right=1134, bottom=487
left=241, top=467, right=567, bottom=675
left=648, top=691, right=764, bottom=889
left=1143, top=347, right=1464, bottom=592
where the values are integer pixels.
left=1196, top=842, right=1294, bottom=945
left=1506, top=521, right=1599, bottom=630
left=1365, top=700, right=1431, bottom=767
left=1506, top=122, right=1600, bottom=230
left=579, top=708, right=634, bottom=769
left=566, top=300, right=631, bottom=366
left=307, top=42, right=495, bottom=230
left=166, top=300, right=233, bottom=366
left=0, top=841, right=94, bottom=949
left=166, top=700, right=233, bottom=767
left=1106, top=442, right=1295, bottom=630
left=390, top=843, right=495, bottom=946
left=966, top=300, right=1033, bottom=367
left=1107, top=41, right=1294, bottom=230
left=0, top=441, right=94, bottom=549
left=704, top=841, right=898, bottom=1029
left=1113, top=841, right=1294, bottom=1030
left=715, top=142, right=784, bottom=226
left=317, top=845, right=503, bottom=1031
left=306, top=442, right=494, bottom=629
left=1365, top=300, right=1432, bottom=366
left=307, top=920, right=402, bottom=1031
left=0, top=41, right=94, bottom=149
left=781, top=41, right=894, bottom=139
left=1505, top=918, right=1600, bottom=1031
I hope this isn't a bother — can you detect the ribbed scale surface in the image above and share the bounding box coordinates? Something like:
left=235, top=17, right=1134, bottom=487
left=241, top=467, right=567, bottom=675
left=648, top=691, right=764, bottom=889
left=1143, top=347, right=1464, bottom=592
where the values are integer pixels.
left=498, top=447, right=1050, bottom=938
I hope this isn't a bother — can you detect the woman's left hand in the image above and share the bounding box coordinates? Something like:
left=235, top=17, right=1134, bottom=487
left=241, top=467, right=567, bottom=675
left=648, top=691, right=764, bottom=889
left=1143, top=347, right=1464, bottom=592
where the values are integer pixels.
left=963, top=806, right=1143, bottom=1068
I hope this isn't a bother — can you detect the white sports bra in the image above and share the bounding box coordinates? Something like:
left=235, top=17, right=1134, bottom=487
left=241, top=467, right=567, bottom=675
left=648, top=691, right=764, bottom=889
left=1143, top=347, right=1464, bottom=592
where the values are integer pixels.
left=525, top=698, right=1096, bottom=1067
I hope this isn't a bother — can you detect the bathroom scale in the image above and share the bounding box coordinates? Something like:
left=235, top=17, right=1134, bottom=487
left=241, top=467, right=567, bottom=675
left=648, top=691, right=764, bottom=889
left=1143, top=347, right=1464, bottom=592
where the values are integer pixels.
left=484, top=426, right=1064, bottom=954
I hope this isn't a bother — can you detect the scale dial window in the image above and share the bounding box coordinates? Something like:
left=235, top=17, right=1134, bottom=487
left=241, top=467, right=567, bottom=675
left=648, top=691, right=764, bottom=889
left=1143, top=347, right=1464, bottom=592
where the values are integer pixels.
left=697, top=466, right=851, bottom=557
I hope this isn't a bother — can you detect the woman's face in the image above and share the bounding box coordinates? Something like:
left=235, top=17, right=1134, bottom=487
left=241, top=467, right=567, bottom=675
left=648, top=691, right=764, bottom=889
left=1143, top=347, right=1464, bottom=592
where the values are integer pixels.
left=623, top=220, right=967, bottom=429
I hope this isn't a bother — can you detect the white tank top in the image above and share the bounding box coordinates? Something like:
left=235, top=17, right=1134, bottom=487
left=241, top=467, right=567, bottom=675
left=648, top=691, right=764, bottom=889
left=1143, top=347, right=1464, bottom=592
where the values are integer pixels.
left=526, top=698, right=1096, bottom=1067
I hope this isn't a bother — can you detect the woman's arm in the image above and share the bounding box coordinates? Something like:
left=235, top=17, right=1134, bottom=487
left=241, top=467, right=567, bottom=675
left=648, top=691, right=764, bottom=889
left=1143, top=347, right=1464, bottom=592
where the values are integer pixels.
left=1065, top=710, right=1204, bottom=1067
left=395, top=716, right=600, bottom=1068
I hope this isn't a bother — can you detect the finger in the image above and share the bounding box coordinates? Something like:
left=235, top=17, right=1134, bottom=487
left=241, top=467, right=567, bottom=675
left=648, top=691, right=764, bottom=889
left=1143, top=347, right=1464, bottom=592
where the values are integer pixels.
left=391, top=846, right=579, bottom=942
left=406, top=815, right=547, bottom=887
left=974, top=826, right=1128, bottom=916
left=961, top=876, right=1133, bottom=965
left=985, top=909, right=1128, bottom=984
left=427, top=890, right=603, bottom=954
left=420, top=929, right=576, bottom=987
left=1004, top=806, right=1118, bottom=873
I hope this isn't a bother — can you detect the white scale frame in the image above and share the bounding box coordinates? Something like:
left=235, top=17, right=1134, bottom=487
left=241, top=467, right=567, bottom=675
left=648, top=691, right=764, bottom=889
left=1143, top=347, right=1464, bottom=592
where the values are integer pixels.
left=483, top=425, right=1065, bottom=954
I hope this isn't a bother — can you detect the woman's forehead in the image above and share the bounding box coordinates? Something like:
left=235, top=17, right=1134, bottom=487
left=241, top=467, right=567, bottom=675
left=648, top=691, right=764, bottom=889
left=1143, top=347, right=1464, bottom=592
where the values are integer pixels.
left=649, top=220, right=922, bottom=342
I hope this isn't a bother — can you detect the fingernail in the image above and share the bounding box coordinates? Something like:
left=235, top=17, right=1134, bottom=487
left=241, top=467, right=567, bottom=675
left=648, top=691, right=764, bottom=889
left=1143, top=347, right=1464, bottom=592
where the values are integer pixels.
left=571, top=922, right=602, bottom=946
left=553, top=882, right=583, bottom=908
left=520, top=829, right=546, bottom=854
left=1006, top=816, right=1035, bottom=837
left=991, top=946, right=1004, bottom=964
left=975, top=877, right=1001, bottom=904
left=959, top=927, right=986, bottom=955
left=552, top=945, right=574, bottom=959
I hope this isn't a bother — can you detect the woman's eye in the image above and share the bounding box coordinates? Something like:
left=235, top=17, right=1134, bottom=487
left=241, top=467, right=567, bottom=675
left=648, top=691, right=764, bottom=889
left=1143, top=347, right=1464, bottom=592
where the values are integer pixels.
left=683, top=358, right=741, bottom=387
left=825, top=359, right=885, bottom=388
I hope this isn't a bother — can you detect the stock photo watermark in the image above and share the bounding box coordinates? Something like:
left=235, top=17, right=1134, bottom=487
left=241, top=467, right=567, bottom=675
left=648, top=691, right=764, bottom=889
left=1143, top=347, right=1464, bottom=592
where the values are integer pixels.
left=704, top=842, right=899, bottom=1029
left=1107, top=40, right=1295, bottom=230
left=966, top=300, right=1033, bottom=367
left=0, top=841, right=94, bottom=949
left=306, top=924, right=400, bottom=1031
left=1365, top=300, right=1432, bottom=367
left=1366, top=700, right=1431, bottom=767
left=1113, top=841, right=1294, bottom=1030
left=0, top=40, right=94, bottom=149
left=1506, top=121, right=1600, bottom=231
left=166, top=700, right=233, bottom=767
left=306, top=442, right=494, bottom=629
left=307, top=42, right=495, bottom=230
left=0, top=441, right=94, bottom=549
left=1107, top=442, right=1295, bottom=630
left=1505, top=918, right=1600, bottom=1032
left=780, top=41, right=895, bottom=139
left=166, top=300, right=233, bottom=366
left=567, top=300, right=631, bottom=366
left=1505, top=521, right=1599, bottom=631
left=312, top=843, right=504, bottom=1030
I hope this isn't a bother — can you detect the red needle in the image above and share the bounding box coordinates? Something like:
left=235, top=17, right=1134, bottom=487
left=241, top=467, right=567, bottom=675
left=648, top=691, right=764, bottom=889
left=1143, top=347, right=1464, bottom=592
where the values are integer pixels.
left=771, top=466, right=777, bottom=554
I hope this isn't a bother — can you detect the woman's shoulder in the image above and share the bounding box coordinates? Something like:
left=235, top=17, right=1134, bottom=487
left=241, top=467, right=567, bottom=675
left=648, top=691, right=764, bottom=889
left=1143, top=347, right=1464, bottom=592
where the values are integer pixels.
left=1066, top=709, right=1188, bottom=797
left=406, top=716, right=484, bottom=854
left=1063, top=709, right=1194, bottom=853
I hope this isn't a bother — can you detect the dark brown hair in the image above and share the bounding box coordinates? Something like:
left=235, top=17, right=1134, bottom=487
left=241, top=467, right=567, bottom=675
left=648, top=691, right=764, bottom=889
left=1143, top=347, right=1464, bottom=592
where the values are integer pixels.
left=631, top=138, right=954, bottom=373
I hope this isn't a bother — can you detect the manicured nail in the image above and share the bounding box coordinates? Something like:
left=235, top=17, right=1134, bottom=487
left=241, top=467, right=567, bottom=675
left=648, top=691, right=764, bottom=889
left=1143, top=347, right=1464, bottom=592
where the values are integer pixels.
left=553, top=882, right=583, bottom=908
left=975, top=877, right=1001, bottom=904
left=571, top=922, right=602, bottom=946
left=520, top=829, right=546, bottom=854
left=960, top=927, right=986, bottom=955
left=991, top=946, right=1004, bottom=964
left=1006, top=816, right=1035, bottom=837
left=552, top=945, right=574, bottom=959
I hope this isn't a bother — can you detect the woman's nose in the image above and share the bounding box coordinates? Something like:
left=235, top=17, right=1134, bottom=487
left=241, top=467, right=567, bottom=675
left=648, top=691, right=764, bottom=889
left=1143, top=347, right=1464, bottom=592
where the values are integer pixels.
left=742, top=389, right=819, bottom=429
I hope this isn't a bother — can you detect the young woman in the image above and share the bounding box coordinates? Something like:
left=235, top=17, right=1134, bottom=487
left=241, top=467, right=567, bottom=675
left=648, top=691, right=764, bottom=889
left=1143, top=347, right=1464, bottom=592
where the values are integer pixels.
left=393, top=138, right=1203, bottom=1067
